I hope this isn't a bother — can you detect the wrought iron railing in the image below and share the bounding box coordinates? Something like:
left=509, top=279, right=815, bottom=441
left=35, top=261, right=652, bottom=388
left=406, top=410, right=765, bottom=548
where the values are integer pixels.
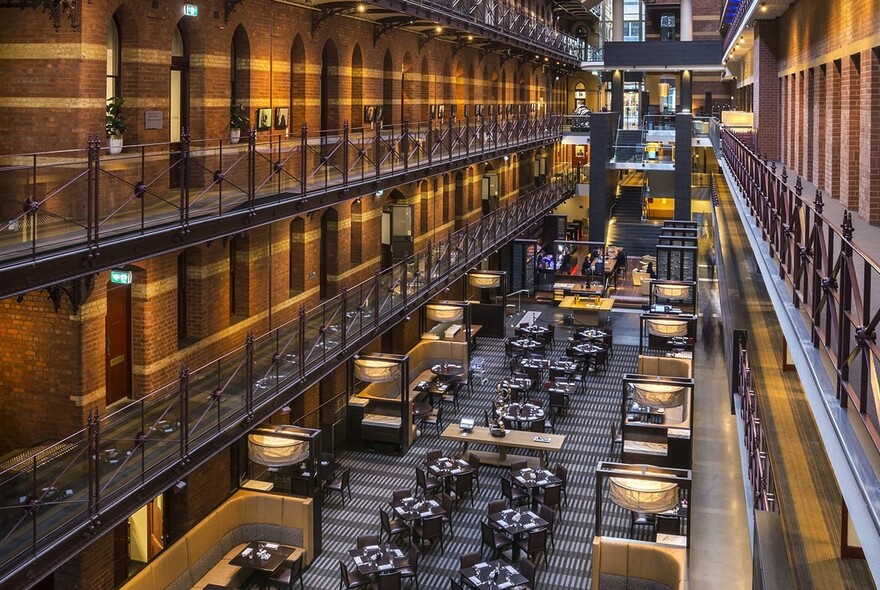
left=722, top=0, right=754, bottom=55
left=0, top=114, right=562, bottom=298
left=0, top=170, right=576, bottom=588
left=733, top=330, right=777, bottom=512
left=722, top=129, right=880, bottom=455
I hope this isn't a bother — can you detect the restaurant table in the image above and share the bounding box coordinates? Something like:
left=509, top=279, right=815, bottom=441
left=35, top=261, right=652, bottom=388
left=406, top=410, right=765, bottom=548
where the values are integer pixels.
left=229, top=542, right=300, bottom=590
left=515, top=325, right=550, bottom=339
left=204, top=585, right=234, bottom=590
left=508, top=338, right=543, bottom=351
left=487, top=506, right=549, bottom=560
left=567, top=342, right=602, bottom=358
left=558, top=295, right=615, bottom=327
left=495, top=402, right=544, bottom=429
left=574, top=328, right=609, bottom=342
left=348, top=542, right=407, bottom=576
left=426, top=456, right=473, bottom=481
left=440, top=424, right=565, bottom=468
left=511, top=467, right=562, bottom=503
left=460, top=559, right=528, bottom=590
left=431, top=362, right=465, bottom=378
left=390, top=496, right=445, bottom=523
left=543, top=382, right=576, bottom=396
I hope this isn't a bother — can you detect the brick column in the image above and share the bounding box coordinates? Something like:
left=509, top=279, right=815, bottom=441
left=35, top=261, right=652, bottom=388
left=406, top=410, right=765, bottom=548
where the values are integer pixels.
left=840, top=54, right=861, bottom=208
left=779, top=76, right=787, bottom=163
left=825, top=60, right=841, bottom=199
left=811, top=65, right=826, bottom=190
left=859, top=48, right=880, bottom=224
left=752, top=19, right=780, bottom=160
left=801, top=70, right=811, bottom=177
left=794, top=72, right=803, bottom=172
left=53, top=530, right=115, bottom=590
left=787, top=75, right=795, bottom=168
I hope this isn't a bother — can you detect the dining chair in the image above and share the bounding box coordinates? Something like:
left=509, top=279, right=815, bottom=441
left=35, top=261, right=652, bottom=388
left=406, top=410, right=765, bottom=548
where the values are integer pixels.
left=268, top=553, right=304, bottom=590
left=450, top=471, right=475, bottom=506
left=501, top=476, right=528, bottom=508
left=415, top=466, right=442, bottom=497
left=356, top=533, right=381, bottom=548
left=553, top=464, right=568, bottom=504
left=379, top=508, right=409, bottom=545
left=426, top=449, right=443, bottom=464
left=467, top=453, right=482, bottom=494
left=398, top=542, right=420, bottom=590
left=609, top=421, right=623, bottom=458
left=392, top=488, right=412, bottom=503
left=480, top=520, right=513, bottom=560
left=509, top=460, right=529, bottom=472
left=518, top=558, right=536, bottom=589
left=323, top=467, right=352, bottom=507
left=439, top=492, right=455, bottom=539
left=339, top=558, right=371, bottom=589
left=533, top=484, right=562, bottom=518
left=537, top=503, right=556, bottom=551
left=516, top=527, right=549, bottom=567
left=370, top=570, right=402, bottom=590
left=449, top=578, right=464, bottom=590
left=459, top=550, right=481, bottom=571
left=413, top=515, right=444, bottom=554
left=420, top=405, right=443, bottom=436
left=487, top=499, right=508, bottom=532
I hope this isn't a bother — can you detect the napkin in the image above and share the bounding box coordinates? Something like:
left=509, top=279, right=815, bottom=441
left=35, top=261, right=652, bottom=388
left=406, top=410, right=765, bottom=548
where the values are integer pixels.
left=498, top=582, right=512, bottom=589
left=365, top=545, right=380, bottom=550
left=420, top=511, right=432, bottom=517
left=242, top=548, right=253, bottom=557
left=354, top=556, right=364, bottom=565
left=403, top=497, right=414, bottom=502
left=524, top=522, right=536, bottom=528
left=264, top=543, right=279, bottom=550
left=475, top=562, right=488, bottom=569
left=379, top=563, right=393, bottom=571
left=469, top=576, right=482, bottom=586
left=451, top=468, right=461, bottom=475
left=505, top=565, right=517, bottom=573
left=537, top=480, right=548, bottom=485
left=497, top=520, right=508, bottom=527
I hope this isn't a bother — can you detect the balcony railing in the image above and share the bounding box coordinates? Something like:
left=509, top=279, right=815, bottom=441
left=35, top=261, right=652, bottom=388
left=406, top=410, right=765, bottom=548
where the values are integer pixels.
left=722, top=129, right=880, bottom=456
left=0, top=170, right=576, bottom=589
left=0, top=114, right=562, bottom=299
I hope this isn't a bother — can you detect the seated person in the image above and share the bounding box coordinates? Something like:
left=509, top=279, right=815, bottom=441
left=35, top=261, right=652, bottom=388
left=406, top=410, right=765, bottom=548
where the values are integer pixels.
left=593, top=256, right=604, bottom=276
left=581, top=259, right=592, bottom=276
left=646, top=262, right=657, bottom=279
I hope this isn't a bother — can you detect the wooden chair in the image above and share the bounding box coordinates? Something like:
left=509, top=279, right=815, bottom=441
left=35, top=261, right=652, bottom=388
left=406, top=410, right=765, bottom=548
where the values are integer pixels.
left=518, top=558, right=537, bottom=590
left=459, top=551, right=481, bottom=571
left=533, top=484, right=562, bottom=518
left=609, top=421, right=623, bottom=457
left=420, top=405, right=443, bottom=436
left=509, top=460, right=529, bottom=472
left=267, top=553, right=304, bottom=590
left=398, top=543, right=420, bottom=590
left=371, top=571, right=402, bottom=590
left=501, top=476, right=528, bottom=508
left=357, top=533, right=380, bottom=548
left=413, top=515, right=444, bottom=554
left=537, top=503, right=556, bottom=551
left=425, top=449, right=443, bottom=464
left=516, top=528, right=549, bottom=567
left=449, top=471, right=475, bottom=506
left=323, top=467, right=352, bottom=507
left=553, top=463, right=568, bottom=504
left=339, top=558, right=371, bottom=589
left=480, top=520, right=513, bottom=560
left=487, top=499, right=508, bottom=532
left=439, top=492, right=455, bottom=539
left=467, top=453, right=482, bottom=494
left=416, top=466, right=442, bottom=497
left=379, top=508, right=409, bottom=545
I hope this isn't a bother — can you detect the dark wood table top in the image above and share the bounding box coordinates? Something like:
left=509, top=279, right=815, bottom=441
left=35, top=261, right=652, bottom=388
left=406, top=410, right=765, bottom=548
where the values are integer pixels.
left=426, top=456, right=473, bottom=479
left=460, top=559, right=528, bottom=589
left=496, top=402, right=544, bottom=423
left=348, top=543, right=407, bottom=575
left=431, top=362, right=465, bottom=377
left=511, top=468, right=562, bottom=490
left=204, top=585, right=235, bottom=590
left=487, top=506, right=549, bottom=536
left=390, top=497, right=445, bottom=522
left=229, top=541, right=296, bottom=573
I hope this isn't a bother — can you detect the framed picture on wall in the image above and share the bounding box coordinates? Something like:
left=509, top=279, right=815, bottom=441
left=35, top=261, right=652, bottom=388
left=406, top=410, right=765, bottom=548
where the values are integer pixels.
left=464, top=104, right=471, bottom=118
left=487, top=104, right=494, bottom=116
left=274, top=107, right=289, bottom=130
left=450, top=104, right=457, bottom=119
left=256, top=108, right=272, bottom=131
left=438, top=104, right=445, bottom=120
left=475, top=104, right=482, bottom=116
left=429, top=104, right=436, bottom=120
left=374, top=106, right=383, bottom=122
left=364, top=105, right=374, bottom=124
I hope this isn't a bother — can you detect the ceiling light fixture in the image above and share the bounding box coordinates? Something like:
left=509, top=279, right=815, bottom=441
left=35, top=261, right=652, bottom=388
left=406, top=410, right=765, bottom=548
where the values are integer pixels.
left=357, top=3, right=366, bottom=11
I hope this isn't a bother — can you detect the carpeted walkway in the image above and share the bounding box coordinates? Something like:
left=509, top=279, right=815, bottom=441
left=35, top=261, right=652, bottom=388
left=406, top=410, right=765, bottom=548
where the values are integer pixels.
left=299, top=330, right=642, bottom=589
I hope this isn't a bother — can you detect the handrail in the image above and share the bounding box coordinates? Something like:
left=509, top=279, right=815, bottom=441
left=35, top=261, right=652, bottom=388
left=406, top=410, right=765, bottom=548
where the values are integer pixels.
left=0, top=170, right=576, bottom=588
left=721, top=128, right=880, bottom=454
left=0, top=114, right=563, bottom=300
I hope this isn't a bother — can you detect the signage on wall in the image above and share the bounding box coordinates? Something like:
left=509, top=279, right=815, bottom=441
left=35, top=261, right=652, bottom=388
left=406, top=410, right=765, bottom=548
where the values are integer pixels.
left=183, top=4, right=199, bottom=17
left=144, top=111, right=162, bottom=130
left=110, top=269, right=133, bottom=285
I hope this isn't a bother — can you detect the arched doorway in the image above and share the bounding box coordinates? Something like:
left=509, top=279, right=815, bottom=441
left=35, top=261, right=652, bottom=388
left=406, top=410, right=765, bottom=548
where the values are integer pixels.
left=170, top=24, right=189, bottom=189
left=320, top=208, right=338, bottom=299
left=290, top=35, right=306, bottom=129
left=382, top=190, right=413, bottom=267
left=351, top=44, right=364, bottom=127
left=454, top=171, right=466, bottom=231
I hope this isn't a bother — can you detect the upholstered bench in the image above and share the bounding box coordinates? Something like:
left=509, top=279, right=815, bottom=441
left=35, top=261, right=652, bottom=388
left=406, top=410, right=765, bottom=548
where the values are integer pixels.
left=121, top=490, right=313, bottom=590
left=591, top=536, right=687, bottom=590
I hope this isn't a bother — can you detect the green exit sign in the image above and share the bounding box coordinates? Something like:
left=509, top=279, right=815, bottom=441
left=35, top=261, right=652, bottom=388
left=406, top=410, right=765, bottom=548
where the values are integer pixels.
left=110, top=269, right=133, bottom=285
left=183, top=4, right=198, bottom=16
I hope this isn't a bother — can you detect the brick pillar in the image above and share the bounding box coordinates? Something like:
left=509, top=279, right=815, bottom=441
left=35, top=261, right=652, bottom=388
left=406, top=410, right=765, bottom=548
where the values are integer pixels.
left=794, top=72, right=803, bottom=172
left=825, top=60, right=841, bottom=199
left=53, top=530, right=115, bottom=590
left=801, top=68, right=816, bottom=178
left=859, top=48, right=880, bottom=224
left=840, top=54, right=861, bottom=208
left=754, top=18, right=781, bottom=161
left=787, top=75, right=795, bottom=167
left=811, top=65, right=826, bottom=190
left=779, top=76, right=787, bottom=163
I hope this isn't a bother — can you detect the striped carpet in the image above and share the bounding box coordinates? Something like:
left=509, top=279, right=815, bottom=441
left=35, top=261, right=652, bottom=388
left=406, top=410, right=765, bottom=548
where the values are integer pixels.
left=299, top=327, right=642, bottom=589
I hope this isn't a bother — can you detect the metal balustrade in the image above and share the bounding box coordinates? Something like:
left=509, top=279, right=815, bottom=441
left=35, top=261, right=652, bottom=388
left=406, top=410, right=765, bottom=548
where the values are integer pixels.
left=0, top=171, right=576, bottom=589
left=0, top=115, right=562, bottom=300
left=733, top=331, right=777, bottom=512
left=721, top=129, right=880, bottom=456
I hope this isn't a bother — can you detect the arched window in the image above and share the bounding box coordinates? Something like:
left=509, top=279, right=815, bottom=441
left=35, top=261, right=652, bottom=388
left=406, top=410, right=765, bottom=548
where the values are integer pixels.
left=106, top=18, right=120, bottom=99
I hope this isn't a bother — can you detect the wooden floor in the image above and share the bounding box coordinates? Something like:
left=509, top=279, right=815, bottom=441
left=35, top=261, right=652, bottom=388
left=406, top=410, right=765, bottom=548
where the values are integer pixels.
left=715, top=174, right=875, bottom=589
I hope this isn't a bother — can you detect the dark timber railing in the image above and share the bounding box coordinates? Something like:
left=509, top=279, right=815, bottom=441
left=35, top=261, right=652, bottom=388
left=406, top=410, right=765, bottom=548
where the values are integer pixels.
left=0, top=171, right=576, bottom=590
left=0, top=114, right=562, bottom=300
left=722, top=129, right=880, bottom=456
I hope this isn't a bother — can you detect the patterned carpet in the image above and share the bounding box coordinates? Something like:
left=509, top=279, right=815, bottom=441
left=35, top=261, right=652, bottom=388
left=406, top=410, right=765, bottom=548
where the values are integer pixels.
left=300, top=316, right=642, bottom=589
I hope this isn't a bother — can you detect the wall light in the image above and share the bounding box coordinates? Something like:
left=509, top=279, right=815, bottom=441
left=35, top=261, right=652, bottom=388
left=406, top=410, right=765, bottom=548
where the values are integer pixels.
left=760, top=1, right=767, bottom=12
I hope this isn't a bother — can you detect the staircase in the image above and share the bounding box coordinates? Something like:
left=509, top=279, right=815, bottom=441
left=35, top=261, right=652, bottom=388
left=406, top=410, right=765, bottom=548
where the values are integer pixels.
left=607, top=220, right=663, bottom=257
left=612, top=185, right=643, bottom=223
left=613, top=129, right=643, bottom=163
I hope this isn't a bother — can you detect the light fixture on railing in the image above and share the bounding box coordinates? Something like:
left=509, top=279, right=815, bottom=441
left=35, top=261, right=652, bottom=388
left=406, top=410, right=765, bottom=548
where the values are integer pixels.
left=353, top=357, right=400, bottom=382
left=426, top=303, right=464, bottom=322
left=469, top=272, right=501, bottom=289
left=609, top=473, right=679, bottom=513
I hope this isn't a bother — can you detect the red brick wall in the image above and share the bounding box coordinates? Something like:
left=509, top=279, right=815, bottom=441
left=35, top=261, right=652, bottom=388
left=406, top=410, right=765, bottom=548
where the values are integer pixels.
left=839, top=54, right=860, bottom=209
left=810, top=66, right=825, bottom=190
left=859, top=48, right=880, bottom=223
left=752, top=20, right=780, bottom=160
left=53, top=527, right=115, bottom=590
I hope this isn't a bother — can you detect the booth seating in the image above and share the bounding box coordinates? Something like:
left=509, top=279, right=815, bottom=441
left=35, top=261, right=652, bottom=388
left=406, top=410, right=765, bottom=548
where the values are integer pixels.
left=591, top=537, right=687, bottom=590
left=121, top=490, right=313, bottom=590
left=631, top=270, right=653, bottom=295
left=636, top=355, right=692, bottom=380
left=357, top=340, right=469, bottom=402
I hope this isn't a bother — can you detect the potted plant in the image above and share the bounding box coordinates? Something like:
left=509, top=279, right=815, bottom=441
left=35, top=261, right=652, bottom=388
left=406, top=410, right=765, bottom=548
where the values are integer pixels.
left=230, top=101, right=249, bottom=144
left=105, top=96, right=127, bottom=155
